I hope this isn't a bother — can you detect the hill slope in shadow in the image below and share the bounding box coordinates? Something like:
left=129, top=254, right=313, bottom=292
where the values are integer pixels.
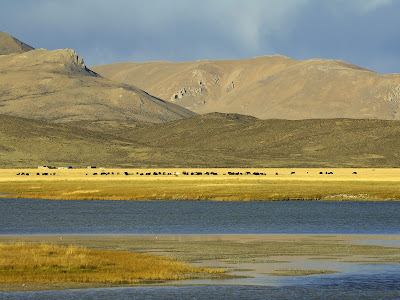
left=2, top=113, right=400, bottom=168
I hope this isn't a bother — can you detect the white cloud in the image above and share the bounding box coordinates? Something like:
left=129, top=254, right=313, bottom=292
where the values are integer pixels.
left=329, top=0, right=393, bottom=14
left=356, top=0, right=393, bottom=13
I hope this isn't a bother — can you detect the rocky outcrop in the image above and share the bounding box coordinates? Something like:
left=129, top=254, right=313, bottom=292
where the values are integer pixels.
left=0, top=48, right=195, bottom=123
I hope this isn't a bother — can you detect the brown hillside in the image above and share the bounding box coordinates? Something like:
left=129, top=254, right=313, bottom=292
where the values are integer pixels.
left=101, top=113, right=400, bottom=168
left=3, top=113, right=399, bottom=168
left=0, top=48, right=195, bottom=123
left=91, top=56, right=400, bottom=120
left=0, top=114, right=135, bottom=168
left=0, top=31, right=34, bottom=55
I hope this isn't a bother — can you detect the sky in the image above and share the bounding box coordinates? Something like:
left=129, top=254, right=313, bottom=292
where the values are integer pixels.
left=1, top=0, right=399, bottom=74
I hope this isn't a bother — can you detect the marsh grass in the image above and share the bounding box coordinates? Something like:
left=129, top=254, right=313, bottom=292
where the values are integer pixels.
left=0, top=243, right=225, bottom=284
left=54, top=238, right=400, bottom=264
left=1, top=177, right=400, bottom=201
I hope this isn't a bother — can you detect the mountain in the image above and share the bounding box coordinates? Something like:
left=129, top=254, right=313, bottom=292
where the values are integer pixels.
left=0, top=34, right=195, bottom=123
left=0, top=31, right=34, bottom=55
left=3, top=113, right=400, bottom=168
left=91, top=55, right=400, bottom=120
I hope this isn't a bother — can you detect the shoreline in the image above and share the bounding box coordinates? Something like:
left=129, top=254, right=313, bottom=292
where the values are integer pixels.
left=1, top=234, right=399, bottom=292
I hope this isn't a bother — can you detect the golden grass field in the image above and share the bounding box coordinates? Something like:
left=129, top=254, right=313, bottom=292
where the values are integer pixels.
left=0, top=243, right=224, bottom=286
left=0, top=168, right=400, bottom=201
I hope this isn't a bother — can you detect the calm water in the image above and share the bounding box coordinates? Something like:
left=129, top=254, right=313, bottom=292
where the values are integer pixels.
left=2, top=277, right=400, bottom=300
left=0, top=198, right=399, bottom=234
left=1, top=198, right=399, bottom=299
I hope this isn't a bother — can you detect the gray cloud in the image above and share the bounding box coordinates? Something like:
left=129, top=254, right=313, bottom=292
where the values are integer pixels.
left=0, top=0, right=399, bottom=73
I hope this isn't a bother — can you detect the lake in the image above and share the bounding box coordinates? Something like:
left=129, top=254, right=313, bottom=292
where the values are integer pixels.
left=1, top=198, right=399, bottom=299
left=0, top=198, right=399, bottom=235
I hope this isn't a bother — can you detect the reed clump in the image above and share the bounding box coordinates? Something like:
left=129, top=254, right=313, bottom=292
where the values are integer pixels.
left=0, top=243, right=224, bottom=284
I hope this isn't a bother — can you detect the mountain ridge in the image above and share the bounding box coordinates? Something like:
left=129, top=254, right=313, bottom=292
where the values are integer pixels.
left=91, top=55, right=400, bottom=120
left=0, top=31, right=34, bottom=55
left=0, top=45, right=195, bottom=123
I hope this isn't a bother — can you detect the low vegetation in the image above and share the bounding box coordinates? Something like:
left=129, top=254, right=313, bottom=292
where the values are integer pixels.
left=1, top=235, right=399, bottom=290
left=0, top=243, right=225, bottom=285
left=1, top=168, right=400, bottom=201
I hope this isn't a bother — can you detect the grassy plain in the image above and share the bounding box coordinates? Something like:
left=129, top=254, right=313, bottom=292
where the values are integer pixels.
left=0, top=168, right=400, bottom=201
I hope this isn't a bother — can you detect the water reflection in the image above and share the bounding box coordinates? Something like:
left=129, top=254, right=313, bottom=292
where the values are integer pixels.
left=2, top=277, right=400, bottom=300
left=1, top=199, right=399, bottom=234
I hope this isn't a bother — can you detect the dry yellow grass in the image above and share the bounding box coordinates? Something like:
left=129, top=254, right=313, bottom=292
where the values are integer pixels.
left=0, top=168, right=400, bottom=201
left=0, top=243, right=224, bottom=284
left=1, top=168, right=400, bottom=201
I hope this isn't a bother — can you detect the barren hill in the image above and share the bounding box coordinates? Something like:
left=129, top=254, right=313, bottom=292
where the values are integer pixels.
left=0, top=31, right=34, bottom=55
left=0, top=46, right=195, bottom=123
left=92, top=56, right=400, bottom=120
left=3, top=112, right=399, bottom=168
